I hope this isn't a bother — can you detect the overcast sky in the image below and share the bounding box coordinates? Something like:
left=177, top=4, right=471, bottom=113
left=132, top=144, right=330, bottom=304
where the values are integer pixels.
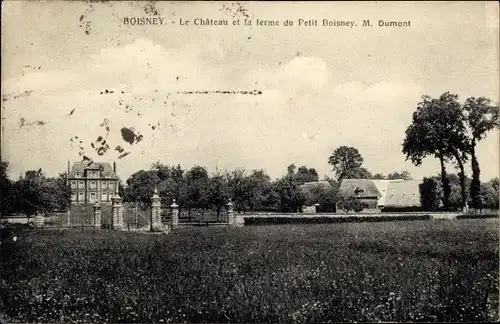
left=1, top=1, right=499, bottom=182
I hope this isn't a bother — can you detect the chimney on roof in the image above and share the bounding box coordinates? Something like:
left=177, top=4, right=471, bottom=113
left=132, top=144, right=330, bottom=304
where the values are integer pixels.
left=67, top=161, right=70, bottom=174
left=113, top=161, right=116, bottom=174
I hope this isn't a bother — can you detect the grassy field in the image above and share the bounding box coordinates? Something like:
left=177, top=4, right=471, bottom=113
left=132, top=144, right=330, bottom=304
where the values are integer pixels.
left=0, top=219, right=498, bottom=323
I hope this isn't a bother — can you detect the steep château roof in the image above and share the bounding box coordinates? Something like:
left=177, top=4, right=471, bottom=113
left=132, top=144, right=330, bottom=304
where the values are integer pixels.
left=68, top=162, right=118, bottom=179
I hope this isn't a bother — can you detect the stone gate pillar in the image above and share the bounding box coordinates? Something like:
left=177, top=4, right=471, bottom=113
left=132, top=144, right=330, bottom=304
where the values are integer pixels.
left=150, top=187, right=162, bottom=231
left=35, top=212, right=44, bottom=228
left=170, top=199, right=179, bottom=229
left=111, top=187, right=124, bottom=230
left=226, top=199, right=234, bottom=226
left=93, top=202, right=102, bottom=229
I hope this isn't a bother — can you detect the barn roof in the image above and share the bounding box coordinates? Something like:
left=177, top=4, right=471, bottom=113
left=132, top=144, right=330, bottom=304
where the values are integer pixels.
left=384, top=180, right=422, bottom=208
left=68, top=161, right=118, bottom=179
left=373, top=179, right=393, bottom=206
left=339, top=179, right=381, bottom=198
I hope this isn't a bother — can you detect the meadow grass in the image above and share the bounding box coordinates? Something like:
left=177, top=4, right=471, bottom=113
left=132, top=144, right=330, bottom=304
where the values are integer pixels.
left=0, top=219, right=498, bottom=323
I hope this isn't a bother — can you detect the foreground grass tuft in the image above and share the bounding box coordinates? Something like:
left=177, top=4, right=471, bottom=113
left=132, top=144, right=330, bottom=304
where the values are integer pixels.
left=1, top=219, right=498, bottom=323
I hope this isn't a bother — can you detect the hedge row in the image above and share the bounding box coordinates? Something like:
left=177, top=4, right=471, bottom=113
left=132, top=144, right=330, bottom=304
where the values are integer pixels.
left=244, top=215, right=433, bottom=225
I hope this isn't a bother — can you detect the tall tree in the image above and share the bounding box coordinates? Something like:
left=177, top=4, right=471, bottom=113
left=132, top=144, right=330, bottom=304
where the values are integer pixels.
left=225, top=169, right=252, bottom=213
left=344, top=167, right=372, bottom=179
left=207, top=173, right=230, bottom=221
left=14, top=169, right=46, bottom=217
left=0, top=161, right=11, bottom=214
left=293, top=166, right=319, bottom=185
left=463, top=97, right=499, bottom=210
left=328, top=146, right=365, bottom=180
left=123, top=170, right=160, bottom=207
left=247, top=169, right=279, bottom=211
left=43, top=173, right=72, bottom=211
left=440, top=93, right=470, bottom=210
left=403, top=93, right=469, bottom=210
left=274, top=175, right=305, bottom=212
left=8, top=169, right=71, bottom=217
left=185, top=166, right=210, bottom=218
left=404, top=119, right=451, bottom=209
left=151, top=163, right=188, bottom=211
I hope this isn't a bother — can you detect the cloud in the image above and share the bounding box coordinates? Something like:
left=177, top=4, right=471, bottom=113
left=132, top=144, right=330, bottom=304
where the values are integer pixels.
left=332, top=81, right=423, bottom=103
left=2, top=35, right=496, bottom=183
left=279, top=56, right=330, bottom=91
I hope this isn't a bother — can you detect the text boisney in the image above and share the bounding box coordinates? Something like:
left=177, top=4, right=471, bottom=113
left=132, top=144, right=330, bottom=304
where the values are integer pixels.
left=122, top=17, right=411, bottom=28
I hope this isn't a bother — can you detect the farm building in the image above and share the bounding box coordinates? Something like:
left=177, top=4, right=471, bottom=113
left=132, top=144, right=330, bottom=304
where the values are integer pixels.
left=383, top=179, right=422, bottom=212
left=338, top=179, right=381, bottom=212
left=338, top=178, right=423, bottom=212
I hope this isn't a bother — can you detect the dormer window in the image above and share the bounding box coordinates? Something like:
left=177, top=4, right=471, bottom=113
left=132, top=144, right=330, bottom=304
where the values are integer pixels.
left=105, top=173, right=110, bottom=178
left=354, top=187, right=364, bottom=197
left=75, top=172, right=80, bottom=178
left=86, top=170, right=99, bottom=178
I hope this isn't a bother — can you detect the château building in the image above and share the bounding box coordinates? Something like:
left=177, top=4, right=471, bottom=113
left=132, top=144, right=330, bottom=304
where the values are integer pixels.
left=67, top=161, right=120, bottom=204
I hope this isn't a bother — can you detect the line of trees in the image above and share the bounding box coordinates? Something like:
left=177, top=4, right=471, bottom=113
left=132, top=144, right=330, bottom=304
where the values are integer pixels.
left=2, top=143, right=497, bottom=218
left=403, top=92, right=499, bottom=211
left=0, top=92, right=497, bottom=217
left=419, top=175, right=499, bottom=211
left=0, top=162, right=71, bottom=217
left=122, top=162, right=337, bottom=219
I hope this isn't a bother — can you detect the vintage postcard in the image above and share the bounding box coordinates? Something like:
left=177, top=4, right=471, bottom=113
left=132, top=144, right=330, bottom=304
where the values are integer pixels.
left=1, top=1, right=499, bottom=323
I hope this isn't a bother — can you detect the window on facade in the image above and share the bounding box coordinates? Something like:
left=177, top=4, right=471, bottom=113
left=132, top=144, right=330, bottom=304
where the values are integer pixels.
left=90, top=181, right=96, bottom=189
left=90, top=192, right=96, bottom=202
left=78, top=192, right=84, bottom=201
left=78, top=181, right=84, bottom=189
left=71, top=181, right=77, bottom=189
left=108, top=182, right=115, bottom=190
left=102, top=192, right=108, bottom=202
left=71, top=193, right=76, bottom=201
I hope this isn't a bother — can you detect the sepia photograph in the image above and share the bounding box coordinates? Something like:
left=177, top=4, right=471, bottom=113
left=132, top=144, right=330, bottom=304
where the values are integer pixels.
left=1, top=1, right=499, bottom=323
